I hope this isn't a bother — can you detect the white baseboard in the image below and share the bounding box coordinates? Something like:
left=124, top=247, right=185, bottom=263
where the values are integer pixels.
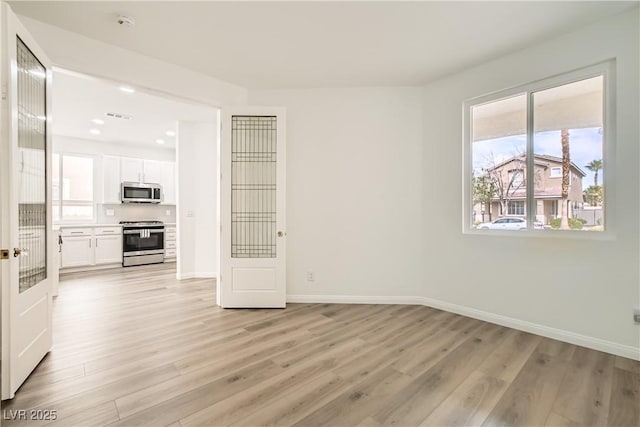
left=286, top=294, right=421, bottom=305
left=177, top=272, right=217, bottom=280
left=286, top=294, right=640, bottom=361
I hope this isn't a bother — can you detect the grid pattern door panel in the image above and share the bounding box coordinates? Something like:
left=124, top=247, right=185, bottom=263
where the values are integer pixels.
left=231, top=116, right=277, bottom=258
left=17, top=37, right=47, bottom=292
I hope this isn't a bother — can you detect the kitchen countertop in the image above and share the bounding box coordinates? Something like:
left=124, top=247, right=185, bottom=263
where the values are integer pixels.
left=56, top=224, right=123, bottom=229
left=55, top=222, right=176, bottom=230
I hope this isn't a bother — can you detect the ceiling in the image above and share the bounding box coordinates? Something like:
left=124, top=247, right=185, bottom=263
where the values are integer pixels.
left=52, top=69, right=216, bottom=148
left=10, top=1, right=638, bottom=89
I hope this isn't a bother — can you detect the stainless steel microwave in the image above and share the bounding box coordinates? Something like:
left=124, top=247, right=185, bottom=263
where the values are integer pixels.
left=121, top=182, right=162, bottom=204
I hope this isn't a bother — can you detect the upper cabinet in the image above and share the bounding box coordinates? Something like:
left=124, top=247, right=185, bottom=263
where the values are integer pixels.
left=102, top=155, right=176, bottom=205
left=103, top=156, right=121, bottom=204
left=142, top=160, right=163, bottom=184
left=161, top=161, right=176, bottom=205
left=120, top=157, right=144, bottom=183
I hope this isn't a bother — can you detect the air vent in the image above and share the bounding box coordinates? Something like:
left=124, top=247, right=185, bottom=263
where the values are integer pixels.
left=105, top=112, right=133, bottom=120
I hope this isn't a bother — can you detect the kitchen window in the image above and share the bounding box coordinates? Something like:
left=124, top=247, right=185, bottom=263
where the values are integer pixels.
left=52, top=153, right=95, bottom=222
left=465, top=61, right=612, bottom=234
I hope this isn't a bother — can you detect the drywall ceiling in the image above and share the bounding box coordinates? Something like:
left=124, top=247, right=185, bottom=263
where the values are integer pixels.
left=10, top=1, right=637, bottom=89
left=53, top=69, right=216, bottom=148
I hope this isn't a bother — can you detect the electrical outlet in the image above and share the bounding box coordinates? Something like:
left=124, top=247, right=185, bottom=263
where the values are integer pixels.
left=307, top=271, right=315, bottom=282
left=166, top=209, right=171, bottom=216
left=634, top=308, right=640, bottom=324
left=105, top=209, right=115, bottom=217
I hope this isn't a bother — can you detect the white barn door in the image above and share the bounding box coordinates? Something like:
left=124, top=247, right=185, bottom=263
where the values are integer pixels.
left=1, top=5, right=54, bottom=399
left=219, top=108, right=286, bottom=308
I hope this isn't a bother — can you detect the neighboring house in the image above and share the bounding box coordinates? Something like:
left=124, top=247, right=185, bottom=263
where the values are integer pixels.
left=473, top=154, right=586, bottom=224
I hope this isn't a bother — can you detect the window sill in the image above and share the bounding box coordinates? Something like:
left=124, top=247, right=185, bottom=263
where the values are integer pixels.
left=463, top=228, right=615, bottom=241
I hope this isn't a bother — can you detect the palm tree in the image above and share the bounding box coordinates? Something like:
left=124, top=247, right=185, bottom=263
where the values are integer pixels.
left=585, top=159, right=603, bottom=186
left=560, top=129, right=570, bottom=230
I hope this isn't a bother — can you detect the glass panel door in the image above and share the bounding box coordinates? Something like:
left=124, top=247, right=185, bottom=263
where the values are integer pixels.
left=17, top=37, right=47, bottom=293
left=231, top=116, right=277, bottom=258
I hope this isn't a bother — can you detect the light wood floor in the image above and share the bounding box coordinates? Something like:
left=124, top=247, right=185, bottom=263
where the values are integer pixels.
left=2, top=264, right=639, bottom=426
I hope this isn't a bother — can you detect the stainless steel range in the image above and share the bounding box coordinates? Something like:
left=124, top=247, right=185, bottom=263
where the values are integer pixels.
left=120, top=221, right=165, bottom=267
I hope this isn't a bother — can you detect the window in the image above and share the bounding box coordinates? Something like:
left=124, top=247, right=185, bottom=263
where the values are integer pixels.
left=467, top=62, right=610, bottom=233
left=508, top=201, right=525, bottom=216
left=52, top=154, right=94, bottom=222
left=508, top=170, right=524, bottom=187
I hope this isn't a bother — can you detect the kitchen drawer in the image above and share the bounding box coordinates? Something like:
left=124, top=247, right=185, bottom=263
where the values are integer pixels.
left=165, top=232, right=176, bottom=241
left=95, top=227, right=121, bottom=235
left=61, top=228, right=93, bottom=237
left=165, top=240, right=176, bottom=249
left=165, top=227, right=176, bottom=234
left=165, top=248, right=176, bottom=258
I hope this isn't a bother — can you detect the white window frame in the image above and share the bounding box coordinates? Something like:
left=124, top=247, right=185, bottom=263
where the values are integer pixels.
left=463, top=61, right=615, bottom=239
left=53, top=152, right=97, bottom=224
left=550, top=167, right=561, bottom=178
left=507, top=200, right=525, bottom=216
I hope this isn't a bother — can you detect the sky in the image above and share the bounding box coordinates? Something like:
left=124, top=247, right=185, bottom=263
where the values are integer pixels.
left=472, top=127, right=603, bottom=190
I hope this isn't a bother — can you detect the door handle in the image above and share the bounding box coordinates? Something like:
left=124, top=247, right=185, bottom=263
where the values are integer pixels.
left=277, top=231, right=286, bottom=237
left=13, top=248, right=28, bottom=257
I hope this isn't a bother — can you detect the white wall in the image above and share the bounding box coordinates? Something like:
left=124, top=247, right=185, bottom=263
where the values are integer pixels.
left=249, top=87, right=424, bottom=298
left=420, top=9, right=639, bottom=357
left=17, top=15, right=248, bottom=107
left=176, top=121, right=218, bottom=279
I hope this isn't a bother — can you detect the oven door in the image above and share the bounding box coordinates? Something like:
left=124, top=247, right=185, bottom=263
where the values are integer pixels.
left=123, top=229, right=165, bottom=255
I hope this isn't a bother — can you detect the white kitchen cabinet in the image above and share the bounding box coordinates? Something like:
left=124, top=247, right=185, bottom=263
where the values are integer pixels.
left=143, top=160, right=163, bottom=184
left=60, top=226, right=122, bottom=269
left=103, top=156, right=174, bottom=203
left=165, top=226, right=176, bottom=261
left=102, top=155, right=122, bottom=203
left=95, top=234, right=122, bottom=264
left=121, top=157, right=144, bottom=183
left=60, top=235, right=94, bottom=268
left=161, top=161, right=176, bottom=204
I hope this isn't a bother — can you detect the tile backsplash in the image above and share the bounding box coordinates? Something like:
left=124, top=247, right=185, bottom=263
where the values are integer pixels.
left=97, top=203, right=176, bottom=224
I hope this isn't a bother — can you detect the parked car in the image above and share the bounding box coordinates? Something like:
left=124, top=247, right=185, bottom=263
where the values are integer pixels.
left=477, top=217, right=544, bottom=230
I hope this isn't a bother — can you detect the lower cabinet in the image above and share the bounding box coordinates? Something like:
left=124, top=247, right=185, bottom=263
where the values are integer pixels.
left=60, top=226, right=122, bottom=269
left=95, top=234, right=123, bottom=264
left=60, top=236, right=94, bottom=268
left=165, top=226, right=176, bottom=262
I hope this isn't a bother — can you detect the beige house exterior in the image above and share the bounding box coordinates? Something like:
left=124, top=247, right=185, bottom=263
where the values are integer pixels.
left=473, top=154, right=586, bottom=225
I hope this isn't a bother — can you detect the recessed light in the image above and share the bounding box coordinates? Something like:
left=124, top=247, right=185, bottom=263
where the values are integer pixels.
left=156, top=139, right=165, bottom=145
left=165, top=130, right=176, bottom=137
left=90, top=129, right=101, bottom=135
left=92, top=118, right=105, bottom=125
left=119, top=86, right=135, bottom=93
